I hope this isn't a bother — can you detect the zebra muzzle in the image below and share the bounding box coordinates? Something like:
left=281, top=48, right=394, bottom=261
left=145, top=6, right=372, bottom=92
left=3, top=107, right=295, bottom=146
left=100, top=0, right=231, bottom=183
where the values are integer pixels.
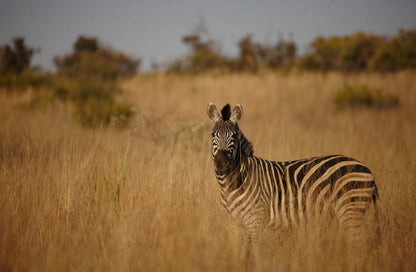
left=214, top=150, right=231, bottom=172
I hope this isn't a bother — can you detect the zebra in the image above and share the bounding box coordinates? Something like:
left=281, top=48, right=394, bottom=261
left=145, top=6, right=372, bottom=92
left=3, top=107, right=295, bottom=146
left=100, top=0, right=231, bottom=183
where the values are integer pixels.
left=206, top=103, right=379, bottom=243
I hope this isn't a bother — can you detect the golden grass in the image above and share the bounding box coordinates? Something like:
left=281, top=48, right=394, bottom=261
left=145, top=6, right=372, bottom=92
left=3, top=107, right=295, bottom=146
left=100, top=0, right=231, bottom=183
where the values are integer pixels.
left=1, top=71, right=416, bottom=271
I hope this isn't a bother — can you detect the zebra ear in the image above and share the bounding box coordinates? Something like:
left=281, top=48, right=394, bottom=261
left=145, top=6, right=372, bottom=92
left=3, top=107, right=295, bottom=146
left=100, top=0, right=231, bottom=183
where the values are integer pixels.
left=230, top=104, right=243, bottom=123
left=207, top=103, right=221, bottom=122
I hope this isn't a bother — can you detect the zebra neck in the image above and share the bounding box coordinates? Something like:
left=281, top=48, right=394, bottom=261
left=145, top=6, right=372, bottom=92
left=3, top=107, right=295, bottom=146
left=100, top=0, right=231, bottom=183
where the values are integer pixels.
left=238, top=130, right=253, bottom=157
left=218, top=156, right=252, bottom=210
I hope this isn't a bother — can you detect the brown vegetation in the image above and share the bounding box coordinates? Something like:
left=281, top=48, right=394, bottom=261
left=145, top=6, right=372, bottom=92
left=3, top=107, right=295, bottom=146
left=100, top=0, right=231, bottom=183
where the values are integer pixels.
left=167, top=28, right=416, bottom=73
left=1, top=71, right=416, bottom=271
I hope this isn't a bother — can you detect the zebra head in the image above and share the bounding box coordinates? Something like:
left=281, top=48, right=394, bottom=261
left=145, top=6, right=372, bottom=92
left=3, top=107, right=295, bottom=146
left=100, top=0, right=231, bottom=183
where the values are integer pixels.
left=207, top=103, right=243, bottom=174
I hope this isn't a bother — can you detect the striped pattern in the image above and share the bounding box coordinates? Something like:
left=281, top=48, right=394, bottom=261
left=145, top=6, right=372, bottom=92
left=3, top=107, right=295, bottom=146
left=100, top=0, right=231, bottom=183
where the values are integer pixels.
left=207, top=103, right=378, bottom=237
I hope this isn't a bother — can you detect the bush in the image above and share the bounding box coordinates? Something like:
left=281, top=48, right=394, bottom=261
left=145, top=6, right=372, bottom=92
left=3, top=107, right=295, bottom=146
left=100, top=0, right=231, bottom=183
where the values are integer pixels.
left=254, top=36, right=297, bottom=70
left=298, top=33, right=381, bottom=72
left=53, top=78, right=134, bottom=128
left=298, top=36, right=343, bottom=71
left=54, top=35, right=141, bottom=81
left=369, top=29, right=416, bottom=71
left=52, top=36, right=138, bottom=128
left=166, top=22, right=298, bottom=74
left=1, top=36, right=137, bottom=128
left=339, top=32, right=382, bottom=71
left=73, top=95, right=133, bottom=128
left=235, top=34, right=258, bottom=72
left=299, top=29, right=416, bottom=72
left=333, top=84, right=399, bottom=110
left=0, top=70, right=57, bottom=93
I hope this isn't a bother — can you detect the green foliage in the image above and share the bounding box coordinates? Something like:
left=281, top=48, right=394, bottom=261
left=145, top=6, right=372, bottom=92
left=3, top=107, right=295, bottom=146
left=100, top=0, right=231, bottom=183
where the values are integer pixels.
left=73, top=36, right=99, bottom=53
left=298, top=36, right=339, bottom=71
left=167, top=32, right=225, bottom=74
left=50, top=77, right=134, bottom=128
left=0, top=70, right=56, bottom=92
left=54, top=36, right=140, bottom=81
left=369, top=29, right=416, bottom=71
left=165, top=59, right=187, bottom=74
left=254, top=36, right=297, bottom=70
left=230, top=34, right=297, bottom=72
left=185, top=34, right=225, bottom=72
left=73, top=94, right=133, bottom=128
left=298, top=33, right=381, bottom=72
left=299, top=29, right=416, bottom=72
left=1, top=36, right=136, bottom=129
left=52, top=36, right=137, bottom=128
left=0, top=38, right=52, bottom=93
left=339, top=32, right=382, bottom=71
left=333, top=84, right=399, bottom=110
left=235, top=34, right=258, bottom=72
left=0, top=37, right=36, bottom=74
left=166, top=26, right=416, bottom=73
left=21, top=90, right=56, bottom=110
left=167, top=29, right=297, bottom=73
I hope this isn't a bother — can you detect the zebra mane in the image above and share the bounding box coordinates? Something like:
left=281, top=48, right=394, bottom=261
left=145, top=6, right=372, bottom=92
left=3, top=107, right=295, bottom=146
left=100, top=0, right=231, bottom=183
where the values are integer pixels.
left=239, top=129, right=254, bottom=157
left=221, top=104, right=231, bottom=121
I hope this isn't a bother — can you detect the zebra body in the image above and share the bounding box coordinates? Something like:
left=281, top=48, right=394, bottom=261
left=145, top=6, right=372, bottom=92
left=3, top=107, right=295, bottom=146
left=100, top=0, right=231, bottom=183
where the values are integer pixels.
left=207, top=103, right=378, bottom=235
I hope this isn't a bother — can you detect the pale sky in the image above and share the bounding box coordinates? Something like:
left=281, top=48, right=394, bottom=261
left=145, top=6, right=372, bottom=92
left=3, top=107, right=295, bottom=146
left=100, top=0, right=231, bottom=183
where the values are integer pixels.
left=1, top=0, right=415, bottom=71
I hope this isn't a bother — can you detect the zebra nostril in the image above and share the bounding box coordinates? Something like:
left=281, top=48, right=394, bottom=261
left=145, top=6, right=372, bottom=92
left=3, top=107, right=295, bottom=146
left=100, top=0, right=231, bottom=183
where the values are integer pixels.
left=218, top=150, right=229, bottom=158
left=214, top=150, right=230, bottom=169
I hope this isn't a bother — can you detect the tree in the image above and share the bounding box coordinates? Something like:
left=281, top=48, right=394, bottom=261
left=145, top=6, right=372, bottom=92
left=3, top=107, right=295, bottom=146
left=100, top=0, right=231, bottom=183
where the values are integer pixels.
left=181, top=33, right=224, bottom=72
left=255, top=37, right=297, bottom=69
left=0, top=37, right=35, bottom=74
left=339, top=32, right=382, bottom=71
left=54, top=35, right=141, bottom=80
left=237, top=34, right=258, bottom=72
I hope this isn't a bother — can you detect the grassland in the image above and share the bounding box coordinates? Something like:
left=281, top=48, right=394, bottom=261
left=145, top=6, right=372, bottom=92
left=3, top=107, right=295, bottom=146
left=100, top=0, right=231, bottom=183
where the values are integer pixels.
left=1, top=71, right=415, bottom=271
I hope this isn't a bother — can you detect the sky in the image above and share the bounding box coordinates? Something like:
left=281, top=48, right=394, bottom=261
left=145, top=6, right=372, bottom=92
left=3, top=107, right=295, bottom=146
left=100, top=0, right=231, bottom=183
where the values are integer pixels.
left=1, top=0, right=416, bottom=71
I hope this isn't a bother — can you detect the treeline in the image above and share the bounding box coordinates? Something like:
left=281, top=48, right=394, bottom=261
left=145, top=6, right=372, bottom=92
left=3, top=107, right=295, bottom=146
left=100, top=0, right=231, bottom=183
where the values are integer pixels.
left=166, top=28, right=416, bottom=73
left=166, top=33, right=296, bottom=73
left=299, top=29, right=416, bottom=72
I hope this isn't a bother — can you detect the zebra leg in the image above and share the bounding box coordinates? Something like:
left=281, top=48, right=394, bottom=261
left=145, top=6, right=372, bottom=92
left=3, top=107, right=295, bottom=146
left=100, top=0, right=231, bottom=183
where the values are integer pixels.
left=333, top=191, right=375, bottom=241
left=229, top=223, right=251, bottom=269
left=231, top=223, right=259, bottom=270
left=243, top=227, right=258, bottom=270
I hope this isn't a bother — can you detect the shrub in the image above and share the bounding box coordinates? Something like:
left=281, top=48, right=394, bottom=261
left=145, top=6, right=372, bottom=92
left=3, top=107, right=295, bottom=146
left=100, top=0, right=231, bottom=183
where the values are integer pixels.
left=0, top=70, right=56, bottom=93
left=369, top=29, right=416, bottom=71
left=236, top=34, right=258, bottom=72
left=53, top=78, right=134, bottom=128
left=299, top=29, right=416, bottom=72
left=338, top=32, right=382, bottom=71
left=52, top=36, right=138, bottom=128
left=254, top=36, right=297, bottom=70
left=21, top=90, right=56, bottom=110
left=1, top=36, right=137, bottom=128
left=298, top=36, right=343, bottom=71
left=333, top=84, right=399, bottom=110
left=298, top=33, right=381, bottom=72
left=73, top=95, right=133, bottom=128
left=54, top=35, right=141, bottom=81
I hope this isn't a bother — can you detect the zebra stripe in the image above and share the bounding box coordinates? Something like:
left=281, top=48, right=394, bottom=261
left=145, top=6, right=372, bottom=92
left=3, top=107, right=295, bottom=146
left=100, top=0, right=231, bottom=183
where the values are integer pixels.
left=207, top=103, right=378, bottom=237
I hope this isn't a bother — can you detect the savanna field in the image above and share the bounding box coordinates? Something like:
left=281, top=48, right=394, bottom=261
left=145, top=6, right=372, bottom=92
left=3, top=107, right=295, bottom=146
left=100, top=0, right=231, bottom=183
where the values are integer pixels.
left=1, top=71, right=416, bottom=271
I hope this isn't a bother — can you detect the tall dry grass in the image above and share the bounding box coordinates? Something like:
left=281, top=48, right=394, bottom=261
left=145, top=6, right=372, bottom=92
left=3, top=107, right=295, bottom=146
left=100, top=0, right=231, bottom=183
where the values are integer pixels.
left=1, top=71, right=415, bottom=271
